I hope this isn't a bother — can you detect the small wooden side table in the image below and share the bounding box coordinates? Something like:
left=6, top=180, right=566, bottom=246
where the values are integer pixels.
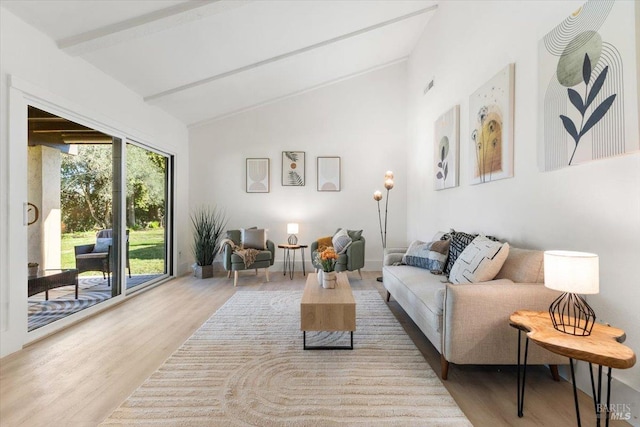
left=277, top=244, right=308, bottom=279
left=510, top=310, right=636, bottom=427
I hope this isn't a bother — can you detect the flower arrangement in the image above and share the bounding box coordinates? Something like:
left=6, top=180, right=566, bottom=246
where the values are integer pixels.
left=315, top=247, right=339, bottom=272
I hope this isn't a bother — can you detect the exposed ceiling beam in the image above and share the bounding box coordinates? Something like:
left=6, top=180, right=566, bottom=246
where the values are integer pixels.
left=189, top=57, right=409, bottom=128
left=58, top=0, right=253, bottom=56
left=145, top=4, right=438, bottom=103
left=30, top=122, right=93, bottom=132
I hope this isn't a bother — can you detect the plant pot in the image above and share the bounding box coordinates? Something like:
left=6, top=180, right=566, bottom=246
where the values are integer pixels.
left=194, top=264, right=214, bottom=279
left=322, top=271, right=337, bottom=289
left=28, top=266, right=38, bottom=277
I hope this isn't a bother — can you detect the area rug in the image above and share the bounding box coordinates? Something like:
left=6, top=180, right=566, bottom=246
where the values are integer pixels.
left=28, top=274, right=162, bottom=331
left=102, top=290, right=471, bottom=426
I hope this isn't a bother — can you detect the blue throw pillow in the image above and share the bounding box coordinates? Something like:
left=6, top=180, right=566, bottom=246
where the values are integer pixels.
left=93, top=237, right=112, bottom=253
left=402, top=239, right=450, bottom=274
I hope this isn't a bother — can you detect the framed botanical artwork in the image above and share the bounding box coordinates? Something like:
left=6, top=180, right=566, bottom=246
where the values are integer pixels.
left=538, top=0, right=639, bottom=171
left=434, top=105, right=460, bottom=190
left=469, top=63, right=515, bottom=185
left=246, top=158, right=270, bottom=193
left=317, top=156, right=341, bottom=191
left=282, top=151, right=305, bottom=186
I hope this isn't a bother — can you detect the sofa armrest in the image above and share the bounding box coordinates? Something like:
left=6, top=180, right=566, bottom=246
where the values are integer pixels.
left=384, top=247, right=407, bottom=266
left=222, top=242, right=234, bottom=270
left=74, top=244, right=95, bottom=256
left=442, top=281, right=565, bottom=365
left=266, top=240, right=276, bottom=266
left=346, top=238, right=365, bottom=270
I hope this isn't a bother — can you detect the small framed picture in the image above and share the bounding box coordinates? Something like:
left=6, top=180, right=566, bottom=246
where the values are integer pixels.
left=246, top=158, right=270, bottom=193
left=317, top=157, right=341, bottom=191
left=282, top=151, right=305, bottom=186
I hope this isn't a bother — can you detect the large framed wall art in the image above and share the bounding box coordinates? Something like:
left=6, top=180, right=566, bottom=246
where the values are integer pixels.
left=282, top=151, right=305, bottom=186
left=246, top=158, right=270, bottom=193
left=538, top=0, right=639, bottom=171
left=468, top=63, right=515, bottom=185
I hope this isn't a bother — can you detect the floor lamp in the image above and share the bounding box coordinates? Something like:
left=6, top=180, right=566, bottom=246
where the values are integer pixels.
left=373, top=171, right=394, bottom=282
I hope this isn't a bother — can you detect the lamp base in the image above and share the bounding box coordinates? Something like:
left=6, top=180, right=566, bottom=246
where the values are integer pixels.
left=288, top=235, right=298, bottom=245
left=549, top=292, right=596, bottom=336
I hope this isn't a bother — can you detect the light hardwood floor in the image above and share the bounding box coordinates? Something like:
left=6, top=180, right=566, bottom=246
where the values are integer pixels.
left=0, top=271, right=629, bottom=426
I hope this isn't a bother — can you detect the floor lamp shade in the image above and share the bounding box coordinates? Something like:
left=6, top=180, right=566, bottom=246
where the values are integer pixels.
left=544, top=250, right=599, bottom=336
left=287, top=223, right=299, bottom=245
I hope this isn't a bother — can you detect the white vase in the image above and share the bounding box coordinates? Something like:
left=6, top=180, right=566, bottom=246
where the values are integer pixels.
left=322, top=271, right=337, bottom=289
left=317, top=270, right=323, bottom=285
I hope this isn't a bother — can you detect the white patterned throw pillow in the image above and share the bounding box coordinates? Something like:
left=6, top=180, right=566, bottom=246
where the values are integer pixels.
left=332, top=228, right=352, bottom=254
left=449, top=235, right=510, bottom=284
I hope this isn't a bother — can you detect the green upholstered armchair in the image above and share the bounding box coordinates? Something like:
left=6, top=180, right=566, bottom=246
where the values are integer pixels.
left=222, top=229, right=275, bottom=287
left=310, top=229, right=365, bottom=279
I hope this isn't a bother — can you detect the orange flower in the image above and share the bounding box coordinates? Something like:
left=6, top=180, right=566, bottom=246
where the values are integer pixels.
left=315, top=247, right=339, bottom=272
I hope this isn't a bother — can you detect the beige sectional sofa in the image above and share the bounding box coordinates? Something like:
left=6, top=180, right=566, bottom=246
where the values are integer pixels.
left=383, top=246, right=568, bottom=379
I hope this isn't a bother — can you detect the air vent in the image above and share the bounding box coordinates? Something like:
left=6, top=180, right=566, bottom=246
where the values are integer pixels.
left=423, top=79, right=434, bottom=95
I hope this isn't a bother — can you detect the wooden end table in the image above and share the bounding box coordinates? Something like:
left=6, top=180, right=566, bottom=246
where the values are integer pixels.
left=278, top=244, right=308, bottom=279
left=510, top=310, right=636, bottom=426
left=300, top=272, right=355, bottom=350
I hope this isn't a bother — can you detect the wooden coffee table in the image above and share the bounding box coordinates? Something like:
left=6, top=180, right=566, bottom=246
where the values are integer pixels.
left=300, top=272, right=355, bottom=350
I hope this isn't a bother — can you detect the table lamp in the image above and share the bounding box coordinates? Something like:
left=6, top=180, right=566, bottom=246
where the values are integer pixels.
left=544, top=250, right=599, bottom=336
left=287, top=223, right=299, bottom=245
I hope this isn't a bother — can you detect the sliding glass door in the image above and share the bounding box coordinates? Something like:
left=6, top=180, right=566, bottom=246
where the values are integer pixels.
left=27, top=106, right=122, bottom=331
left=125, top=142, right=172, bottom=289
left=26, top=106, right=173, bottom=332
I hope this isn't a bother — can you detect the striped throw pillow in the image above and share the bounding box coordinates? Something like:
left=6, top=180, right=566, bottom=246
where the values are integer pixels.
left=332, top=229, right=353, bottom=254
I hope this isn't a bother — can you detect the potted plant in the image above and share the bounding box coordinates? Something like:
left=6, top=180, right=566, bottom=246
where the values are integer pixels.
left=314, top=247, right=339, bottom=289
left=28, top=262, right=39, bottom=277
left=191, top=206, right=227, bottom=279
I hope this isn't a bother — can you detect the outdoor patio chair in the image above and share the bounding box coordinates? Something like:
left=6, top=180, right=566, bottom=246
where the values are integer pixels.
left=74, top=229, right=131, bottom=286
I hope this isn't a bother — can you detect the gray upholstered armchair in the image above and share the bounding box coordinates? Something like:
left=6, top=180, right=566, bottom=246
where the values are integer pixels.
left=222, top=229, right=275, bottom=287
left=311, top=229, right=365, bottom=279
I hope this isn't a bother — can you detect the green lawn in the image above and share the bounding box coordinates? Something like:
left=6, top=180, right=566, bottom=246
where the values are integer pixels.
left=61, top=228, right=166, bottom=275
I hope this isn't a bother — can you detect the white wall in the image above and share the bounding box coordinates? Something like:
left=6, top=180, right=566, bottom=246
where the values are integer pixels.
left=189, top=63, right=408, bottom=271
left=0, top=8, right=190, bottom=357
left=406, top=0, right=640, bottom=420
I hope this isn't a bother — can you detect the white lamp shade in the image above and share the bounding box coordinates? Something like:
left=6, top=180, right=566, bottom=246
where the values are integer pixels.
left=544, top=250, right=599, bottom=294
left=287, top=223, right=299, bottom=234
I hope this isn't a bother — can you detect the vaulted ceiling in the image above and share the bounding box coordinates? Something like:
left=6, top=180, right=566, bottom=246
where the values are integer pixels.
left=3, top=0, right=438, bottom=126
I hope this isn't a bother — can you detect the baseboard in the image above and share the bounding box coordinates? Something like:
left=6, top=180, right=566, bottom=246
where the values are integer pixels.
left=559, top=361, right=639, bottom=426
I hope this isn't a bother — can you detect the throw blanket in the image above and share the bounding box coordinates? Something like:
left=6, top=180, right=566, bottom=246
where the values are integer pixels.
left=219, top=238, right=260, bottom=268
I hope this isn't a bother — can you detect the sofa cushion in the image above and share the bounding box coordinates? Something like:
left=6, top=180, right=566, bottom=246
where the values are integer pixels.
left=242, top=228, right=266, bottom=250
left=495, top=247, right=545, bottom=283
left=231, top=250, right=272, bottom=264
left=444, top=230, right=477, bottom=276
left=347, top=229, right=363, bottom=241
left=93, top=237, right=111, bottom=253
left=332, top=228, right=352, bottom=254
left=383, top=265, right=447, bottom=331
left=402, top=239, right=450, bottom=274
left=449, top=236, right=510, bottom=284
